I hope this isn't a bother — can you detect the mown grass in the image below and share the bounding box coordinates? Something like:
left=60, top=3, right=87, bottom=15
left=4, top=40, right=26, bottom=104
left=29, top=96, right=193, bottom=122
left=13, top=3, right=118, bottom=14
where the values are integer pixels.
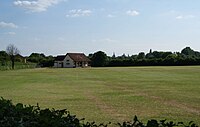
left=0, top=62, right=36, bottom=70
left=0, top=66, right=199, bottom=125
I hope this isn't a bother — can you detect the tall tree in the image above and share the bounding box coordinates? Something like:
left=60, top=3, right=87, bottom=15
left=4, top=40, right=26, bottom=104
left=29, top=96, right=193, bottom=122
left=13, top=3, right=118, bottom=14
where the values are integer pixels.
left=137, top=52, right=145, bottom=59
left=6, top=44, right=20, bottom=69
left=91, top=51, right=108, bottom=67
left=181, top=47, right=195, bottom=56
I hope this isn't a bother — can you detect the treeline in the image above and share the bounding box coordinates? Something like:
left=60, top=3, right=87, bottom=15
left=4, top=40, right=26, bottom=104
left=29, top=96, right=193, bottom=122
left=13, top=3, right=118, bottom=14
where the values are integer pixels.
left=26, top=53, right=54, bottom=67
left=0, top=51, right=54, bottom=69
left=1, top=46, right=200, bottom=68
left=90, top=47, right=200, bottom=67
left=0, top=51, right=35, bottom=70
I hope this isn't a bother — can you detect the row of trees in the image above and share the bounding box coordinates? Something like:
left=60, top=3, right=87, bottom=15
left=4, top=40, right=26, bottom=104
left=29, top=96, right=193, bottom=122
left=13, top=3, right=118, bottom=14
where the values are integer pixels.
left=90, top=47, right=200, bottom=67
left=0, top=44, right=54, bottom=69
left=1, top=44, right=200, bottom=69
left=27, top=53, right=54, bottom=67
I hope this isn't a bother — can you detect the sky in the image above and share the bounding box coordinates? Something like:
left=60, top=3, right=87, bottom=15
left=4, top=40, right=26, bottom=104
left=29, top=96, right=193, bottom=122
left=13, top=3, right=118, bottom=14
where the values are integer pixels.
left=1, top=0, right=200, bottom=56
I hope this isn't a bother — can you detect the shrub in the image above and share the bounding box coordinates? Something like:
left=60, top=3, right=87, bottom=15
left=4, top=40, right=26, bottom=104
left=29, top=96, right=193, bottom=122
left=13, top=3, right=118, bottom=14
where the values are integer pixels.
left=117, top=116, right=198, bottom=127
left=0, top=97, right=107, bottom=127
left=0, top=97, right=198, bottom=127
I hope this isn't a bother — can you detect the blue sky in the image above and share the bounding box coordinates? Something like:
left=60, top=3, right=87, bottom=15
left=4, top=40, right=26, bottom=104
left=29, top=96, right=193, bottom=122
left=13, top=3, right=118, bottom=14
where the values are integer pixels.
left=1, top=0, right=200, bottom=56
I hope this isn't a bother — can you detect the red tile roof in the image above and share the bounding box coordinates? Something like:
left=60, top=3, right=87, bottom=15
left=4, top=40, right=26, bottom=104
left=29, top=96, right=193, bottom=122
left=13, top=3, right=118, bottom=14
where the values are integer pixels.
left=67, top=53, right=91, bottom=62
left=55, top=53, right=91, bottom=62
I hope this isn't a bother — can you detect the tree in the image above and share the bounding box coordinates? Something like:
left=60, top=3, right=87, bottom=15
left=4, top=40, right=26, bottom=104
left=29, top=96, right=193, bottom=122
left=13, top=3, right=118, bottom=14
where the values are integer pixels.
left=91, top=51, right=108, bottom=67
left=27, top=53, right=56, bottom=67
left=161, top=52, right=172, bottom=59
left=137, top=52, right=145, bottom=59
left=40, top=55, right=55, bottom=67
left=6, top=44, right=20, bottom=69
left=28, top=53, right=46, bottom=64
left=181, top=47, right=195, bottom=56
left=0, top=51, right=9, bottom=66
left=88, top=53, right=93, bottom=59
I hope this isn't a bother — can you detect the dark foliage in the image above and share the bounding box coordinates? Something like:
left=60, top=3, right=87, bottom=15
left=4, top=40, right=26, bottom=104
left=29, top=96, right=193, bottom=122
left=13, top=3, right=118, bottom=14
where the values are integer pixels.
left=0, top=97, right=103, bottom=127
left=91, top=51, right=108, bottom=67
left=0, top=51, right=9, bottom=66
left=0, top=98, right=198, bottom=127
left=106, top=47, right=200, bottom=67
left=27, top=53, right=55, bottom=67
left=1, top=46, right=200, bottom=68
left=117, top=116, right=198, bottom=127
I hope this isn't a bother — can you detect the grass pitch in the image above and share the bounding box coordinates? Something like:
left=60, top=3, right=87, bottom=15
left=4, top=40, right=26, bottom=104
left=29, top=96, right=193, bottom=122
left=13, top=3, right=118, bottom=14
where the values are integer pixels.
left=0, top=66, right=199, bottom=124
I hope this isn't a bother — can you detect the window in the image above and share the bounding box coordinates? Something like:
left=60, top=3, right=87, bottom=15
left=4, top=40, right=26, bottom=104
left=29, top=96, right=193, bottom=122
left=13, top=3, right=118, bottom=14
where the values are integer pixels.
left=66, top=63, right=70, bottom=65
left=66, top=60, right=70, bottom=62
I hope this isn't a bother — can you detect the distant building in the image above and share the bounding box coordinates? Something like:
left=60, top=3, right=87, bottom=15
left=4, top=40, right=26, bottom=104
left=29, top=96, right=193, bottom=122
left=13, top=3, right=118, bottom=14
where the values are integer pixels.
left=54, top=53, right=91, bottom=68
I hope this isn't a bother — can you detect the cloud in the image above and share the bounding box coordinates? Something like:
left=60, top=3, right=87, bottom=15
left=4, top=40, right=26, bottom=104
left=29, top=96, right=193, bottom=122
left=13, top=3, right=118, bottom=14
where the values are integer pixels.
left=0, top=21, right=18, bottom=28
left=92, top=38, right=118, bottom=43
left=6, top=32, right=16, bottom=35
left=107, top=14, right=116, bottom=18
left=176, top=15, right=195, bottom=20
left=175, top=15, right=183, bottom=19
left=103, top=38, right=118, bottom=43
left=161, top=10, right=196, bottom=21
left=66, top=9, right=92, bottom=17
left=126, top=10, right=140, bottom=16
left=13, top=0, right=65, bottom=12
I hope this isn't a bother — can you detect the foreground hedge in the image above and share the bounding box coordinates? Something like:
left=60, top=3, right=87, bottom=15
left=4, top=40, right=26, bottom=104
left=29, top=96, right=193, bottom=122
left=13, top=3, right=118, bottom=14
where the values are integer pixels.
left=0, top=98, right=198, bottom=127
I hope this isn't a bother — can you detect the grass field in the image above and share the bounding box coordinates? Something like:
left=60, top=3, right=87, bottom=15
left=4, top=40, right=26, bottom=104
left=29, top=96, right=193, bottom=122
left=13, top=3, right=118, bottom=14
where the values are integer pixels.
left=0, top=66, right=199, bottom=125
left=0, top=62, right=36, bottom=70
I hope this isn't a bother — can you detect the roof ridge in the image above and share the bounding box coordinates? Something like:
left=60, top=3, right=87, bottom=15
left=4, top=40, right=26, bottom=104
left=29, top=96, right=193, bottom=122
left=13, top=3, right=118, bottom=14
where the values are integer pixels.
left=55, top=53, right=91, bottom=62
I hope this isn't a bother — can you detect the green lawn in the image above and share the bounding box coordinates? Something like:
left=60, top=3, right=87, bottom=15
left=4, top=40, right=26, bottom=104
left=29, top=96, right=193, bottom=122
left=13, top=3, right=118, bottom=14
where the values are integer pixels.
left=0, top=66, right=200, bottom=125
left=0, top=62, right=36, bottom=70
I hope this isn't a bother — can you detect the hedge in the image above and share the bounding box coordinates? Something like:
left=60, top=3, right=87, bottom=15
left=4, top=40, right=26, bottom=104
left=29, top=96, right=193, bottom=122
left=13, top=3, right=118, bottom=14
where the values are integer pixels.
left=0, top=97, right=198, bottom=127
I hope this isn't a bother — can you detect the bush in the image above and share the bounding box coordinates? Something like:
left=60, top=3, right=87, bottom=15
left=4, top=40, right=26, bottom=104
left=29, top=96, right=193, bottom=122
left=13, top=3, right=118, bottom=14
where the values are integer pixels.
left=117, top=116, right=198, bottom=127
left=0, top=97, right=198, bottom=127
left=0, top=98, right=107, bottom=127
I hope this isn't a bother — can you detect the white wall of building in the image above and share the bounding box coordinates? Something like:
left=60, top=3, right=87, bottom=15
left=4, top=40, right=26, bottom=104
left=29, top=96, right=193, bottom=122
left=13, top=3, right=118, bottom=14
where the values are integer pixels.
left=54, top=61, right=63, bottom=68
left=54, top=54, right=90, bottom=68
left=63, top=55, right=75, bottom=68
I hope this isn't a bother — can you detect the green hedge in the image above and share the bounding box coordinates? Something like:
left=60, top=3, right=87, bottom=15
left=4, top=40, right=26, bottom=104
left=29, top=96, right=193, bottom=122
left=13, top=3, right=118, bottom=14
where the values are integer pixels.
left=0, top=98, right=198, bottom=127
